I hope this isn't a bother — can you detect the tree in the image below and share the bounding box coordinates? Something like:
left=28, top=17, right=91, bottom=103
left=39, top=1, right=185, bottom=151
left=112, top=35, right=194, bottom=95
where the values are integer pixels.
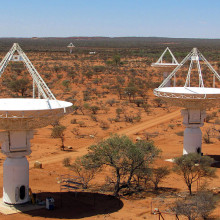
left=124, top=84, right=138, bottom=102
left=116, top=108, right=123, bottom=118
left=150, top=166, right=170, bottom=190
left=71, top=156, right=99, bottom=189
left=62, top=80, right=70, bottom=89
left=83, top=135, right=160, bottom=196
left=171, top=190, right=217, bottom=220
left=153, top=97, right=165, bottom=107
left=89, top=105, right=100, bottom=114
left=8, top=78, right=31, bottom=97
left=174, top=153, right=216, bottom=195
left=203, top=127, right=212, bottom=144
left=171, top=196, right=199, bottom=220
left=51, top=125, right=66, bottom=150
left=194, top=190, right=217, bottom=219
left=114, top=84, right=123, bottom=100
left=134, top=99, right=144, bottom=107
left=83, top=71, right=93, bottom=79
left=67, top=69, right=77, bottom=79
left=142, top=103, right=151, bottom=114
left=113, top=55, right=121, bottom=66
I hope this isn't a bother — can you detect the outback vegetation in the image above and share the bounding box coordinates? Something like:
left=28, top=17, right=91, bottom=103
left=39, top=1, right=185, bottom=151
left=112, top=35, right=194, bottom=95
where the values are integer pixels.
left=0, top=37, right=219, bottom=219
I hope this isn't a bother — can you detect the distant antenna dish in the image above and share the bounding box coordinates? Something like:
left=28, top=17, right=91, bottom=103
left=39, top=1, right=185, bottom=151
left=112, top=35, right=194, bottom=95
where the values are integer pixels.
left=152, top=47, right=179, bottom=87
left=0, top=43, right=73, bottom=205
left=151, top=47, right=179, bottom=67
left=154, top=48, right=220, bottom=155
left=67, top=42, right=75, bottom=53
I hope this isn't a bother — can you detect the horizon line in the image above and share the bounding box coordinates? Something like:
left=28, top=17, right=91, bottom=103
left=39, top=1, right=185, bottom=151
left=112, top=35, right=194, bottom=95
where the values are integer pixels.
left=0, top=36, right=220, bottom=40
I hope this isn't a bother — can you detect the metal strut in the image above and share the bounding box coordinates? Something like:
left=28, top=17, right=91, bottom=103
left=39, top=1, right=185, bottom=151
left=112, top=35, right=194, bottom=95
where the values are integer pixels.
left=159, top=48, right=220, bottom=88
left=155, top=47, right=179, bottom=65
left=0, top=43, right=56, bottom=100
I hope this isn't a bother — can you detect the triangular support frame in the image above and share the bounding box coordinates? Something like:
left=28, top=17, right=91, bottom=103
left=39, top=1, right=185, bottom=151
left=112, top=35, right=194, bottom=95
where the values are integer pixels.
left=67, top=43, right=75, bottom=48
left=0, top=43, right=56, bottom=100
left=67, top=43, right=75, bottom=54
left=159, top=48, right=220, bottom=88
left=151, top=47, right=179, bottom=67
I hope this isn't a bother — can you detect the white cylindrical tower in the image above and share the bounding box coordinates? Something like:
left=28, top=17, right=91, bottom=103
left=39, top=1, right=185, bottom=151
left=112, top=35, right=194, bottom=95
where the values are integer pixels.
left=0, top=130, right=33, bottom=204
left=183, top=127, right=202, bottom=154
left=3, top=157, right=29, bottom=204
left=181, top=109, right=206, bottom=155
left=154, top=48, right=220, bottom=155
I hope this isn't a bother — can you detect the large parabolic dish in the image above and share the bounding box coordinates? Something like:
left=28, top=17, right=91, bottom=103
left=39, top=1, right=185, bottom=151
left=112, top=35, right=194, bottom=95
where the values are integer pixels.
left=0, top=98, right=73, bottom=130
left=154, top=87, right=220, bottom=108
left=154, top=48, right=220, bottom=155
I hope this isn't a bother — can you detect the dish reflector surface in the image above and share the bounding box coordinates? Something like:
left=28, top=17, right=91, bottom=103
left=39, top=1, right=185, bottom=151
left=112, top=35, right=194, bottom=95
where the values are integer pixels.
left=155, top=87, right=220, bottom=96
left=0, top=98, right=72, bottom=111
left=0, top=98, right=73, bottom=130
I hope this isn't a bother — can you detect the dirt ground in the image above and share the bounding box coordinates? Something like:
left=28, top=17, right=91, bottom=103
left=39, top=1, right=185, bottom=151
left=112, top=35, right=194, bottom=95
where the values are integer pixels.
left=0, top=48, right=219, bottom=220
left=0, top=106, right=219, bottom=220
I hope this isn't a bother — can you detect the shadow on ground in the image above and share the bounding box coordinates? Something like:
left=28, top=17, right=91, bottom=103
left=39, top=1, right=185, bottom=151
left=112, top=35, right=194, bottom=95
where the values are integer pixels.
left=27, top=192, right=123, bottom=219
left=209, top=155, right=220, bottom=168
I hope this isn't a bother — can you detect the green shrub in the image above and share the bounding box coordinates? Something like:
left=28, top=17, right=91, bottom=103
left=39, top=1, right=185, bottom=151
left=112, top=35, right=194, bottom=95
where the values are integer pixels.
left=63, top=157, right=71, bottom=167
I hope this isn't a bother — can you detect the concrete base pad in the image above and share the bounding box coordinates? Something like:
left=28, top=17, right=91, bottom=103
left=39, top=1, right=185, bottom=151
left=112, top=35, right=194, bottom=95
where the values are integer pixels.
left=0, top=198, right=44, bottom=215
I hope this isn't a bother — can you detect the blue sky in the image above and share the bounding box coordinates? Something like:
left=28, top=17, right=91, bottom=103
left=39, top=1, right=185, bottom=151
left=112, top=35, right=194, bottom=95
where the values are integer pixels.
left=0, top=0, right=220, bottom=38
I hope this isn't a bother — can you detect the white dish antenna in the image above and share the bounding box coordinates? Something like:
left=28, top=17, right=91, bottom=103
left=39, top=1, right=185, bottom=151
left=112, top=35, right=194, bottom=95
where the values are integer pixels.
left=67, top=42, right=75, bottom=53
left=0, top=98, right=73, bottom=130
left=154, top=48, right=220, bottom=155
left=0, top=43, right=56, bottom=100
left=155, top=47, right=220, bottom=101
left=67, top=42, right=75, bottom=48
left=0, top=44, right=73, bottom=205
left=151, top=47, right=179, bottom=67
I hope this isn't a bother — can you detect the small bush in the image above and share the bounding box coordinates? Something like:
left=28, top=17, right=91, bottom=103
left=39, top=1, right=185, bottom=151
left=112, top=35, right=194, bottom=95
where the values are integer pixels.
left=63, top=157, right=71, bottom=167
left=57, top=74, right=63, bottom=79
left=93, top=65, right=105, bottom=73
left=142, top=103, right=151, bottom=113
left=71, top=119, right=77, bottom=124
left=168, top=124, right=175, bottom=129
left=62, top=80, right=70, bottom=88
left=90, top=114, right=98, bottom=122
left=89, top=105, right=100, bottom=114
left=203, top=134, right=210, bottom=144
left=78, top=121, right=86, bottom=127
left=205, top=114, right=213, bottom=123
left=99, top=120, right=110, bottom=130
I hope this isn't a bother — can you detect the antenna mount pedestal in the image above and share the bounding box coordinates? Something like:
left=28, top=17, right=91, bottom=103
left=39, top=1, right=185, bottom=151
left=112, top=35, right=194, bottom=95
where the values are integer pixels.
left=181, top=109, right=206, bottom=154
left=0, top=130, right=33, bottom=204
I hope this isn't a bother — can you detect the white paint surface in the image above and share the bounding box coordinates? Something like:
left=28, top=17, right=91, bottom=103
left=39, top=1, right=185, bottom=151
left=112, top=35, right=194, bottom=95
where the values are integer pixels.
left=183, top=127, right=202, bottom=154
left=0, top=98, right=72, bottom=111
left=155, top=87, right=220, bottom=96
left=3, top=157, right=29, bottom=204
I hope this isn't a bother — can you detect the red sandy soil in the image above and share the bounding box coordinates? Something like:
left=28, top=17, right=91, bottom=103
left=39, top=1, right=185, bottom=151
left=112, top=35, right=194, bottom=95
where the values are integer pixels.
left=0, top=50, right=219, bottom=220
left=0, top=106, right=219, bottom=220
